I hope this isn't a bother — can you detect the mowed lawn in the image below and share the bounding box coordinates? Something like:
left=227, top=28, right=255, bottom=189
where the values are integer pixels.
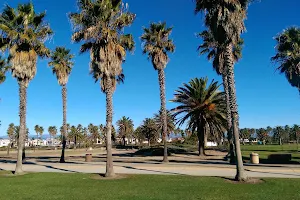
left=0, top=173, right=300, bottom=200
left=241, top=144, right=300, bottom=163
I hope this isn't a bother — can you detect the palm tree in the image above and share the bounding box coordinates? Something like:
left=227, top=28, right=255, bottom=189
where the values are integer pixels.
left=171, top=77, right=227, bottom=156
left=48, top=47, right=74, bottom=162
left=34, top=125, right=41, bottom=147
left=141, top=118, right=159, bottom=147
left=0, top=3, right=53, bottom=174
left=7, top=123, right=15, bottom=155
left=292, top=124, right=300, bottom=150
left=88, top=123, right=99, bottom=144
left=154, top=110, right=176, bottom=140
left=48, top=126, right=57, bottom=146
left=198, top=30, right=243, bottom=160
left=195, top=0, right=250, bottom=181
left=272, top=27, right=300, bottom=92
left=39, top=126, right=44, bottom=140
left=117, top=116, right=134, bottom=146
left=69, top=0, right=135, bottom=177
left=141, top=22, right=175, bottom=162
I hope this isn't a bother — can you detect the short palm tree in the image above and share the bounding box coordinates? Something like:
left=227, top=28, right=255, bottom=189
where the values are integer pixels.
left=195, top=0, right=250, bottom=181
left=117, top=116, right=134, bottom=146
left=171, top=77, right=227, bottom=156
left=0, top=3, right=52, bottom=174
left=88, top=123, right=99, bottom=144
left=154, top=110, right=176, bottom=138
left=69, top=0, right=135, bottom=177
left=48, top=47, right=74, bottom=162
left=141, top=22, right=175, bottom=162
left=272, top=27, right=300, bottom=92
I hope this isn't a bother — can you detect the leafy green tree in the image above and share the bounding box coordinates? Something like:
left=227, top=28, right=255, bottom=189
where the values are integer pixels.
left=171, top=77, right=227, bottom=156
left=141, top=22, right=175, bottom=163
left=0, top=3, right=53, bottom=174
left=195, top=0, right=250, bottom=181
left=70, top=0, right=135, bottom=177
left=117, top=116, right=134, bottom=146
left=48, top=47, right=74, bottom=162
left=272, top=27, right=300, bottom=93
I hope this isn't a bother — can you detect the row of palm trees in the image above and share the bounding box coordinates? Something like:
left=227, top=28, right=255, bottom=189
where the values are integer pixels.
left=0, top=0, right=298, bottom=181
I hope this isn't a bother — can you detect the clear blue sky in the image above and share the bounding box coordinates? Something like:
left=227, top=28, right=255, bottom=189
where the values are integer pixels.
left=0, top=0, right=299, bottom=136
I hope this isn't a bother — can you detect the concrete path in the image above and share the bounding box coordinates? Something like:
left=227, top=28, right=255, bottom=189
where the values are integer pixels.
left=0, top=159, right=300, bottom=178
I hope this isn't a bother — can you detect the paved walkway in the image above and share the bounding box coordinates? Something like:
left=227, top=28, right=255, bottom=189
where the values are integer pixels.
left=1, top=159, right=300, bottom=178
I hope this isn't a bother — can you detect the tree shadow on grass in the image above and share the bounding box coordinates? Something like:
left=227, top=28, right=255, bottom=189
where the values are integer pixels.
left=121, top=165, right=186, bottom=176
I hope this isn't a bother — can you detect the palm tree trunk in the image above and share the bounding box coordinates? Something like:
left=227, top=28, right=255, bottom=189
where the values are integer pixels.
left=197, top=123, right=205, bottom=156
left=7, top=141, right=10, bottom=156
left=60, top=86, right=67, bottom=163
left=158, top=69, right=168, bottom=163
left=15, top=82, right=26, bottom=174
left=222, top=75, right=235, bottom=162
left=225, top=44, right=247, bottom=181
left=105, top=78, right=115, bottom=177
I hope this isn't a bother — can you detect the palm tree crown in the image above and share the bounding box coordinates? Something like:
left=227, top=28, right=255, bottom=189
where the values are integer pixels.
left=154, top=110, right=176, bottom=136
left=0, top=3, right=53, bottom=86
left=69, top=0, right=135, bottom=92
left=272, top=27, right=300, bottom=92
left=48, top=47, right=74, bottom=86
left=141, top=22, right=175, bottom=70
left=117, top=116, right=134, bottom=140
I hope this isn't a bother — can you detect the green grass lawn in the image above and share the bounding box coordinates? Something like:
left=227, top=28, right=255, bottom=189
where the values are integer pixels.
left=0, top=172, right=300, bottom=200
left=241, top=144, right=300, bottom=164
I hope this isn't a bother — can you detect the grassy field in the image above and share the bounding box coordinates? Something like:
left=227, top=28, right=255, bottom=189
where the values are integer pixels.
left=241, top=144, right=300, bottom=164
left=0, top=172, right=300, bottom=200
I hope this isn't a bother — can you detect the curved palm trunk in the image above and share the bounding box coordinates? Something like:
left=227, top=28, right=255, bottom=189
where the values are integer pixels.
left=60, top=86, right=67, bottom=163
left=105, top=78, right=115, bottom=177
left=222, top=75, right=235, bottom=163
left=158, top=69, right=168, bottom=163
left=225, top=44, right=247, bottom=181
left=15, top=82, right=26, bottom=174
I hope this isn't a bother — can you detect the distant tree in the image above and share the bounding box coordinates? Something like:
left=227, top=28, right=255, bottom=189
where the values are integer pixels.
left=48, top=126, right=57, bottom=146
left=273, top=126, right=285, bottom=145
left=39, top=127, right=44, bottom=140
left=256, top=128, right=269, bottom=145
left=117, top=116, right=134, bottom=146
left=88, top=124, right=99, bottom=144
left=7, top=123, right=15, bottom=155
left=141, top=118, right=159, bottom=147
left=292, top=125, right=300, bottom=150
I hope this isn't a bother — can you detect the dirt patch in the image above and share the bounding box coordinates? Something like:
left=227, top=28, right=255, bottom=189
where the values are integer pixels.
left=224, top=177, right=265, bottom=184
left=90, top=174, right=131, bottom=180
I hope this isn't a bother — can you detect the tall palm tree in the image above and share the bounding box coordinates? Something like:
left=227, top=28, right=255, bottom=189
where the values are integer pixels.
left=0, top=3, right=53, bottom=174
left=195, top=0, right=250, bottom=181
left=69, top=0, right=135, bottom=177
left=48, top=47, right=74, bottom=162
left=171, top=77, right=227, bottom=156
left=141, top=22, right=175, bottom=162
left=198, top=30, right=243, bottom=161
left=272, top=27, right=300, bottom=92
left=117, top=116, right=134, bottom=146
left=154, top=110, right=176, bottom=139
